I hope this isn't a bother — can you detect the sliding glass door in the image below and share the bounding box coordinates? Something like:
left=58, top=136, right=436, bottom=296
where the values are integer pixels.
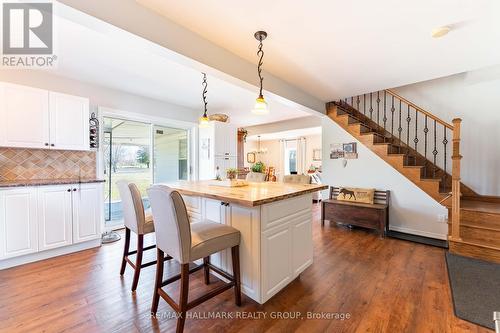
left=103, top=118, right=190, bottom=230
left=153, top=125, right=189, bottom=183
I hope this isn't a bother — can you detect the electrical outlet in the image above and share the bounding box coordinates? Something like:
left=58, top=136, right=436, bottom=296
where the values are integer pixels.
left=437, top=214, right=448, bottom=223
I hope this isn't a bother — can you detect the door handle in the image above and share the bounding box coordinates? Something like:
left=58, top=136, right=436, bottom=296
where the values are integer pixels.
left=67, top=189, right=71, bottom=192
left=45, top=143, right=49, bottom=146
left=73, top=188, right=77, bottom=191
left=50, top=143, right=55, bottom=147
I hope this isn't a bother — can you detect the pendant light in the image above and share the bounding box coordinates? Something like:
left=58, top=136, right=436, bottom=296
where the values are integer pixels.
left=252, top=31, right=269, bottom=115
left=199, top=73, right=210, bottom=128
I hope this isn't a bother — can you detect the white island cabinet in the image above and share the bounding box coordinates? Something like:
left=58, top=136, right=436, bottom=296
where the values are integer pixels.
left=0, top=182, right=103, bottom=269
left=168, top=181, right=327, bottom=304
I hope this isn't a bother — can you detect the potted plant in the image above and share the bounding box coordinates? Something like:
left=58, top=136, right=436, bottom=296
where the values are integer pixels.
left=251, top=161, right=265, bottom=173
left=226, top=168, right=238, bottom=180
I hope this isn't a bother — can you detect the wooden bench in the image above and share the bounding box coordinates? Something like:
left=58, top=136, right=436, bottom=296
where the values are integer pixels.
left=321, top=187, right=390, bottom=237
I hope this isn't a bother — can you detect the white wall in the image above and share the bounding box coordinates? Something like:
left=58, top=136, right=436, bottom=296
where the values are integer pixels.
left=321, top=118, right=448, bottom=239
left=393, top=70, right=500, bottom=196
left=0, top=70, right=199, bottom=123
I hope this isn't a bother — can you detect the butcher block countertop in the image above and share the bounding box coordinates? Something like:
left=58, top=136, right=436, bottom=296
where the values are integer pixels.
left=163, top=181, right=328, bottom=207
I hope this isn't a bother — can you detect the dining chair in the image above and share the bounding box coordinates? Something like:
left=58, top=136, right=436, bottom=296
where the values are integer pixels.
left=246, top=171, right=267, bottom=182
left=147, top=185, right=242, bottom=333
left=283, top=174, right=311, bottom=184
left=116, top=181, right=172, bottom=291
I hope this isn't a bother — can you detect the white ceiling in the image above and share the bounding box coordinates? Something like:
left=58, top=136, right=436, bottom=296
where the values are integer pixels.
left=44, top=3, right=312, bottom=127
left=137, top=0, right=500, bottom=100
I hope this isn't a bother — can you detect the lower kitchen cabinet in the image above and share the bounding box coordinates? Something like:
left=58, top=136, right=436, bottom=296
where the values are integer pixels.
left=0, top=183, right=103, bottom=265
left=0, top=188, right=38, bottom=259
left=37, top=185, right=73, bottom=251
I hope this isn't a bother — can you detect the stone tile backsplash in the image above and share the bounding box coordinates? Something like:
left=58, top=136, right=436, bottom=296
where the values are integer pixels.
left=0, top=148, right=96, bottom=181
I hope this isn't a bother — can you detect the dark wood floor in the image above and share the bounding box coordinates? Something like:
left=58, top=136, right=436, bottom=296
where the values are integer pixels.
left=0, top=204, right=491, bottom=333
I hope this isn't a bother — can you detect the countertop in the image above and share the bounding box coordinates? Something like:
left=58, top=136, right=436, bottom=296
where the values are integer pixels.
left=0, top=178, right=105, bottom=188
left=163, top=180, right=328, bottom=207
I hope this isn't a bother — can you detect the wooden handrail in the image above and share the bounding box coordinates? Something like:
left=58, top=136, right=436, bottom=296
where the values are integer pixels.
left=385, top=89, right=454, bottom=130
left=450, top=118, right=462, bottom=241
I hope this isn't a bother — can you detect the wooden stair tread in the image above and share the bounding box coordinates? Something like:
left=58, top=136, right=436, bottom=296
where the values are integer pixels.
left=460, top=200, right=500, bottom=214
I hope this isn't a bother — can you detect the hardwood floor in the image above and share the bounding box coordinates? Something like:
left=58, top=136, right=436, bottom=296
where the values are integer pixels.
left=0, top=204, right=490, bottom=333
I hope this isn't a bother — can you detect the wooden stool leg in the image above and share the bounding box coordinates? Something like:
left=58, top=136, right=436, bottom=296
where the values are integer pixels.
left=120, top=228, right=131, bottom=275
left=203, top=256, right=210, bottom=285
left=177, top=263, right=190, bottom=333
left=231, top=245, right=242, bottom=306
left=131, top=234, right=144, bottom=292
left=151, top=248, right=164, bottom=315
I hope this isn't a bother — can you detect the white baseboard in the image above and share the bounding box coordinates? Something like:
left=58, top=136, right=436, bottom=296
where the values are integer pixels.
left=0, top=238, right=102, bottom=270
left=389, top=226, right=447, bottom=240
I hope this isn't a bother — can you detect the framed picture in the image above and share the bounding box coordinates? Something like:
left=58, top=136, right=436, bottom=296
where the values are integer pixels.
left=330, top=143, right=344, bottom=159
left=343, top=142, right=357, bottom=154
left=313, top=149, right=321, bottom=161
left=247, top=152, right=256, bottom=163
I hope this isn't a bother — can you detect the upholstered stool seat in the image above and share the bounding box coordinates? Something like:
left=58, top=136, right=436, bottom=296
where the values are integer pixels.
left=190, top=221, right=240, bottom=261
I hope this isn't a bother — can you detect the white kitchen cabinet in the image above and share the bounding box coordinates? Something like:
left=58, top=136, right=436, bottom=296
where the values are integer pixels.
left=0, top=183, right=103, bottom=267
left=72, top=184, right=102, bottom=243
left=198, top=121, right=237, bottom=180
left=0, top=188, right=38, bottom=259
left=0, top=82, right=50, bottom=149
left=262, top=223, right=293, bottom=300
left=214, top=122, right=237, bottom=157
left=37, top=185, right=73, bottom=251
left=49, top=92, right=90, bottom=151
left=0, top=82, right=90, bottom=151
left=201, top=197, right=261, bottom=301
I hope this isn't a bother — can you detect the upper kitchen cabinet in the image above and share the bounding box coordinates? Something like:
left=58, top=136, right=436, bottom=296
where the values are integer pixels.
left=0, top=82, right=90, bottom=151
left=199, top=121, right=237, bottom=180
left=49, top=92, right=90, bottom=151
left=0, top=82, right=50, bottom=149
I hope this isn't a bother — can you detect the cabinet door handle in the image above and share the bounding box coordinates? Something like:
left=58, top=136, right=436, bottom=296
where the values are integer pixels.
left=67, top=189, right=71, bottom=192
left=50, top=144, right=55, bottom=147
left=73, top=188, right=77, bottom=191
left=44, top=143, right=49, bottom=146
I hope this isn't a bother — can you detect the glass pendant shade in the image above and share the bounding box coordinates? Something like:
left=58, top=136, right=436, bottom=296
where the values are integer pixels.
left=252, top=96, right=269, bottom=115
left=199, top=114, right=210, bottom=128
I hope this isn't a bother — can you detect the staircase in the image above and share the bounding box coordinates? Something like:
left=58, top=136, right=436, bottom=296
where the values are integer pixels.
left=326, top=89, right=500, bottom=263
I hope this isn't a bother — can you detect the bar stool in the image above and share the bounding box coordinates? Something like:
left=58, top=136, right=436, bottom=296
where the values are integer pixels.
left=117, top=181, right=171, bottom=291
left=147, top=185, right=242, bottom=333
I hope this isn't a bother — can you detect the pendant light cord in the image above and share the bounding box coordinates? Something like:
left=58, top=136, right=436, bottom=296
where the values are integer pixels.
left=257, top=39, right=264, bottom=97
left=202, top=73, right=208, bottom=117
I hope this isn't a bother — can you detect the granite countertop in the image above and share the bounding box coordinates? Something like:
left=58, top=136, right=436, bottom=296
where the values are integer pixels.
left=0, top=178, right=105, bottom=188
left=163, top=180, right=328, bottom=207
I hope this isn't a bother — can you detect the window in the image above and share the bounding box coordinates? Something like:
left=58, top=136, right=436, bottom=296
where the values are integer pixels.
left=284, top=140, right=298, bottom=175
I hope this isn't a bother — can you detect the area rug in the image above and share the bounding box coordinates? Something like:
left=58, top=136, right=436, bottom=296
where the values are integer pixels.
left=446, top=252, right=500, bottom=330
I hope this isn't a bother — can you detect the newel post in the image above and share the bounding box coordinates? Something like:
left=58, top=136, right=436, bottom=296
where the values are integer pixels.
left=450, top=118, right=462, bottom=241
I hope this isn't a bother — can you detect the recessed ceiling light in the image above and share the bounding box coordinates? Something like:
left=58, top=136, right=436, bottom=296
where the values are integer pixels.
left=432, top=26, right=451, bottom=38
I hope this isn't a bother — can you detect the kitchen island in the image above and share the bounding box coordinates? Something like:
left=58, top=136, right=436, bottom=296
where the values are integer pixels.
left=164, top=180, right=328, bottom=304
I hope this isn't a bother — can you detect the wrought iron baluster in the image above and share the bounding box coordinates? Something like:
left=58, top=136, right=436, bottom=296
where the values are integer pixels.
left=351, top=96, right=354, bottom=107
left=432, top=120, right=438, bottom=178
left=443, top=127, right=448, bottom=192
left=406, top=105, right=411, bottom=163
left=423, top=115, right=428, bottom=177
left=391, top=96, right=395, bottom=143
left=356, top=96, right=360, bottom=111
left=398, top=100, right=402, bottom=153
left=369, top=93, right=373, bottom=119
left=363, top=94, right=366, bottom=115
left=377, top=91, right=381, bottom=125
left=414, top=109, right=419, bottom=165
left=383, top=91, right=387, bottom=136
